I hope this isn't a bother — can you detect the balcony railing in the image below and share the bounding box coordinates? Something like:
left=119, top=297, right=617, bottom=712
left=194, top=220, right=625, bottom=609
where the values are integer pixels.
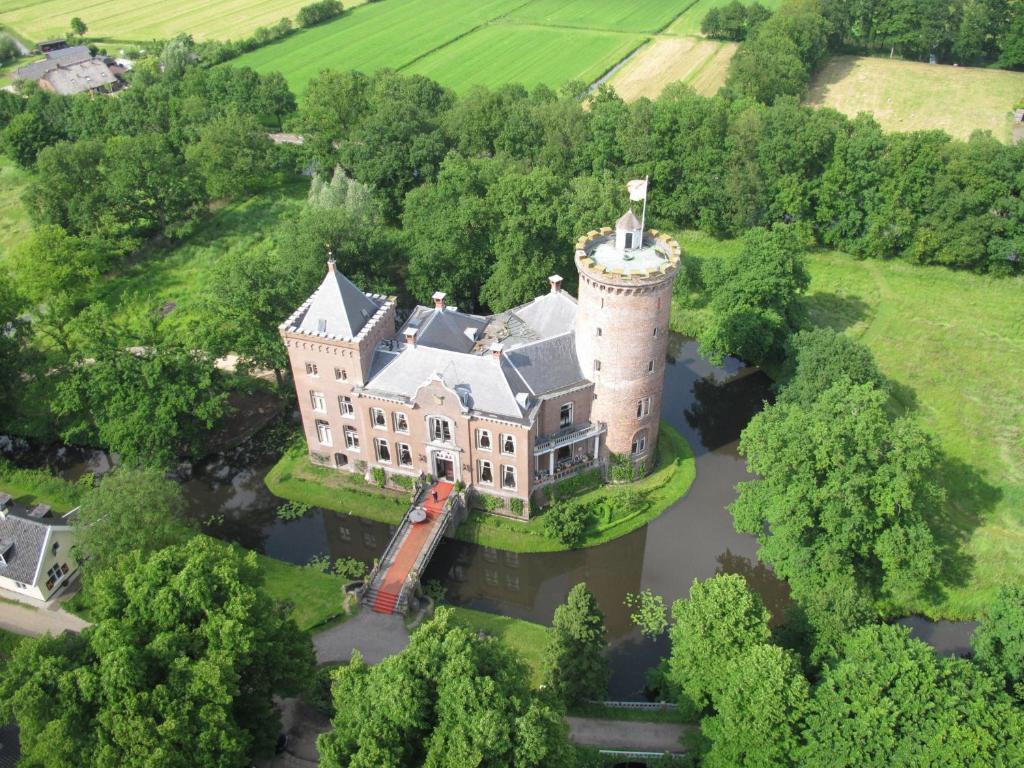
left=534, top=455, right=598, bottom=486
left=533, top=421, right=605, bottom=455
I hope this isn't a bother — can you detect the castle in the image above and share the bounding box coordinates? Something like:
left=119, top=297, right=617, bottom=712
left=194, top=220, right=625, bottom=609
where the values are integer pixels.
left=280, top=212, right=680, bottom=519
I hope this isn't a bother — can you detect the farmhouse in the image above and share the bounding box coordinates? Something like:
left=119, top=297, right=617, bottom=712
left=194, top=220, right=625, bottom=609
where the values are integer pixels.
left=281, top=212, right=680, bottom=517
left=0, top=493, right=79, bottom=602
left=13, top=45, right=124, bottom=96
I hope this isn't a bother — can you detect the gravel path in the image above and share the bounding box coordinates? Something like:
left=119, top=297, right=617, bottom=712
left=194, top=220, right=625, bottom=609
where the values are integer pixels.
left=566, top=716, right=692, bottom=753
left=0, top=598, right=89, bottom=637
left=313, top=610, right=409, bottom=665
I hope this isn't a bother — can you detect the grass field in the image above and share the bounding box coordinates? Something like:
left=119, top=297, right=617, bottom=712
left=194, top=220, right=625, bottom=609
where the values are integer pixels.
left=668, top=0, right=784, bottom=36
left=806, top=55, right=1024, bottom=142
left=505, top=0, right=691, bottom=33
left=0, top=157, right=32, bottom=263
left=407, top=24, right=643, bottom=94
left=0, top=0, right=366, bottom=43
left=608, top=36, right=735, bottom=100
left=672, top=231, right=1024, bottom=620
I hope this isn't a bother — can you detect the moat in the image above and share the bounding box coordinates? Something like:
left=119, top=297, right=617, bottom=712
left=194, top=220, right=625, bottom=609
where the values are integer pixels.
left=29, top=332, right=976, bottom=698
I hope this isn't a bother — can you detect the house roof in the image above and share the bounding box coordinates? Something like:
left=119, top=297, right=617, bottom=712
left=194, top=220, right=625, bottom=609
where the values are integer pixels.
left=403, top=306, right=488, bottom=354
left=616, top=209, right=642, bottom=230
left=511, top=290, right=577, bottom=342
left=43, top=58, right=117, bottom=95
left=0, top=506, right=71, bottom=586
left=505, top=333, right=587, bottom=396
left=290, top=261, right=382, bottom=340
left=14, top=45, right=92, bottom=81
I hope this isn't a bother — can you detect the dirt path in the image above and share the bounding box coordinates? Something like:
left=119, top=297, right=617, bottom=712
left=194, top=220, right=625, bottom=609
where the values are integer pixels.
left=0, top=600, right=89, bottom=637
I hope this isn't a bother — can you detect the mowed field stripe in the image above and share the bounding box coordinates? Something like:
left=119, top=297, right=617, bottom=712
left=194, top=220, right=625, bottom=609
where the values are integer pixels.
left=608, top=36, right=734, bottom=100
left=505, top=0, right=693, bottom=33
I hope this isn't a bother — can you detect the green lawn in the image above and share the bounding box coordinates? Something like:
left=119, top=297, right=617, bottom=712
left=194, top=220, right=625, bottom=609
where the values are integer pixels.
left=0, top=0, right=365, bottom=43
left=264, top=439, right=410, bottom=526
left=406, top=24, right=644, bottom=94
left=95, top=180, right=307, bottom=332
left=256, top=548, right=350, bottom=631
left=667, top=0, right=785, bottom=36
left=506, top=0, right=692, bottom=33
left=455, top=423, right=696, bottom=553
left=0, top=156, right=32, bottom=262
left=0, top=462, right=86, bottom=512
left=445, top=606, right=549, bottom=686
left=672, top=231, right=1024, bottom=620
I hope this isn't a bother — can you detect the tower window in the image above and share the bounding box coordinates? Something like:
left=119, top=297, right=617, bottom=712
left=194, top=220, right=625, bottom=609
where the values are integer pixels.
left=648, top=360, right=654, bottom=373
left=653, top=327, right=659, bottom=337
left=631, top=429, right=648, bottom=457
left=636, top=397, right=651, bottom=419
left=594, top=360, right=601, bottom=372
left=305, top=362, right=318, bottom=376
left=596, top=327, right=602, bottom=337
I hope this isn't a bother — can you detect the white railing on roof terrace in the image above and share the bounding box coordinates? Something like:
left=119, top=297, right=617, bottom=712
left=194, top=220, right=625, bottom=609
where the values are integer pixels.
left=534, top=422, right=605, bottom=455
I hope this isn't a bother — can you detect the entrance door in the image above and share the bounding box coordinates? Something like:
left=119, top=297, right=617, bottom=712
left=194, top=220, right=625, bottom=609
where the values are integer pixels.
left=434, top=456, right=455, bottom=482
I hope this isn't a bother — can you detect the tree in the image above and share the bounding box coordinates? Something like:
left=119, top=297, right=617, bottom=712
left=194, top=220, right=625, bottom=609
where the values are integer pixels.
left=666, top=574, right=771, bottom=713
left=0, top=537, right=315, bottom=767
left=776, top=327, right=888, bottom=406
left=698, top=225, right=809, bottom=365
left=160, top=33, right=195, bottom=80
left=186, top=111, right=275, bottom=200
left=542, top=583, right=610, bottom=705
left=724, top=29, right=809, bottom=104
left=541, top=499, right=590, bottom=547
left=69, top=16, right=88, bottom=36
left=25, top=139, right=107, bottom=236
left=800, top=624, right=1024, bottom=766
left=0, top=34, right=19, bottom=66
left=318, top=608, right=575, bottom=767
left=732, top=382, right=943, bottom=656
left=0, top=109, right=59, bottom=167
left=257, top=71, right=297, bottom=128
left=700, top=644, right=808, bottom=768
left=0, top=274, right=28, bottom=420
left=73, top=466, right=195, bottom=578
left=972, top=585, right=1024, bottom=696
left=54, top=305, right=230, bottom=467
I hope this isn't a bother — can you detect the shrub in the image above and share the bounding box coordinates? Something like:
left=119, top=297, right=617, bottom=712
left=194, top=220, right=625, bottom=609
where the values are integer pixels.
left=422, top=579, right=447, bottom=604
left=542, top=501, right=590, bottom=547
left=371, top=467, right=386, bottom=488
left=474, top=492, right=505, bottom=512
left=509, top=497, right=524, bottom=516
left=390, top=473, right=415, bottom=491
left=297, top=0, right=343, bottom=27
left=332, top=556, right=367, bottom=580
left=550, top=469, right=602, bottom=501
left=609, top=453, right=638, bottom=483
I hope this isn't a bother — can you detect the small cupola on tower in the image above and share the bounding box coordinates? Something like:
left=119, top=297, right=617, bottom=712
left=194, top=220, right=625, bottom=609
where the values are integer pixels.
left=615, top=209, right=643, bottom=253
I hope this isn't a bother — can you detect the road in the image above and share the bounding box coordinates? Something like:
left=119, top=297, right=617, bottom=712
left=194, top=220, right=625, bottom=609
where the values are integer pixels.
left=0, top=599, right=89, bottom=637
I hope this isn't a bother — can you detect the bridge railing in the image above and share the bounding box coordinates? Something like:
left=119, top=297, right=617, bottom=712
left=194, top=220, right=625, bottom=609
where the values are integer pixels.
left=395, top=492, right=462, bottom=613
left=360, top=485, right=431, bottom=602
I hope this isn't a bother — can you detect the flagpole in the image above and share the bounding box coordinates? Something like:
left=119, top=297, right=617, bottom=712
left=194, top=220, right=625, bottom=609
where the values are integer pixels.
left=639, top=175, right=649, bottom=240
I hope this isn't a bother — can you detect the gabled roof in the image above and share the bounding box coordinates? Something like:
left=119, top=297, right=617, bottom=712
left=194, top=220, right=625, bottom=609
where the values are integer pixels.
left=0, top=508, right=69, bottom=585
left=505, top=333, right=587, bottom=396
left=404, top=306, right=488, bottom=354
left=292, top=261, right=381, bottom=340
left=616, top=209, right=642, bottom=230
left=14, top=45, right=93, bottom=81
left=511, top=290, right=577, bottom=342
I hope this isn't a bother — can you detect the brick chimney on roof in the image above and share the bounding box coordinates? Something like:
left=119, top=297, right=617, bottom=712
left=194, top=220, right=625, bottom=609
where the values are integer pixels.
left=432, top=291, right=446, bottom=310
left=404, top=327, right=417, bottom=347
left=490, top=342, right=503, bottom=360
left=549, top=274, right=563, bottom=293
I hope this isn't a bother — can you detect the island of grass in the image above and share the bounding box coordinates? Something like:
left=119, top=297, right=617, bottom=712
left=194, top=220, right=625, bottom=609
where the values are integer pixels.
left=265, top=422, right=696, bottom=554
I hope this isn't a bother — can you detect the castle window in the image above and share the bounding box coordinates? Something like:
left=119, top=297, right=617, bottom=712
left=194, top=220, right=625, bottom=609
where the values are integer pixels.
left=305, top=362, right=318, bottom=377
left=375, top=438, right=391, bottom=463
left=315, top=419, right=332, bottom=446
left=334, top=453, right=348, bottom=467
left=636, top=397, right=651, bottom=419
left=631, top=429, right=648, bottom=457
left=429, top=417, right=454, bottom=444
left=478, top=460, right=493, bottom=485
left=501, top=434, right=515, bottom=456
left=559, top=403, right=573, bottom=429
left=334, top=367, right=347, bottom=381
left=596, top=327, right=602, bottom=336
left=370, top=408, right=386, bottom=429
left=339, top=395, right=354, bottom=418
left=310, top=391, right=326, bottom=412
left=501, top=465, right=517, bottom=490
left=648, top=360, right=654, bottom=373
left=594, top=360, right=601, bottom=372
left=398, top=443, right=413, bottom=467
left=653, top=327, right=659, bottom=337
left=393, top=412, right=409, bottom=433
left=477, top=429, right=492, bottom=450
left=344, top=426, right=359, bottom=450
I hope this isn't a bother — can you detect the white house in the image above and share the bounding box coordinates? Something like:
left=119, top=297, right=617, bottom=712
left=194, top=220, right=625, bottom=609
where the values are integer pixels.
left=0, top=493, right=79, bottom=602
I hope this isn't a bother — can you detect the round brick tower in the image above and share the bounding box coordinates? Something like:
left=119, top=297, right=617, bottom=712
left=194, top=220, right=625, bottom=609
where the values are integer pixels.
left=574, top=212, right=681, bottom=467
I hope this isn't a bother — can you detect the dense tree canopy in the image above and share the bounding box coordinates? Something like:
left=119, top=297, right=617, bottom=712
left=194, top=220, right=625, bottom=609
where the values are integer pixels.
left=0, top=538, right=315, bottom=767
left=318, top=608, right=576, bottom=767
left=542, top=583, right=610, bottom=705
left=777, top=327, right=888, bottom=406
left=972, top=585, right=1024, bottom=697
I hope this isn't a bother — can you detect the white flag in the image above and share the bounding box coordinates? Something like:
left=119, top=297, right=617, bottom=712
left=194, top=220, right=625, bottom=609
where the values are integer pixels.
left=627, top=178, right=648, bottom=201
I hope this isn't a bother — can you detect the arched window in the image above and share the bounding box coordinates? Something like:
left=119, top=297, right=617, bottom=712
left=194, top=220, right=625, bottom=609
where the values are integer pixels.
left=631, top=429, right=648, bottom=457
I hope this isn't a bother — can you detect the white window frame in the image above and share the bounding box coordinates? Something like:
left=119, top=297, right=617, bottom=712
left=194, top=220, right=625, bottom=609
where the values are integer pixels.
left=370, top=407, right=387, bottom=429
left=636, top=397, right=651, bottom=419
left=344, top=426, right=360, bottom=451
left=476, top=428, right=492, bottom=451
left=334, top=367, right=347, bottom=381
left=339, top=395, right=354, bottom=418
left=478, top=459, right=493, bottom=485
left=311, top=391, right=327, bottom=412
left=501, top=464, right=517, bottom=490
left=559, top=403, right=573, bottom=429
left=429, top=416, right=454, bottom=445
left=393, top=412, right=409, bottom=433
left=374, top=437, right=391, bottom=464
left=500, top=433, right=515, bottom=456
left=305, top=362, right=318, bottom=377
left=315, top=419, right=332, bottom=446
left=398, top=442, right=413, bottom=467
left=631, top=429, right=648, bottom=456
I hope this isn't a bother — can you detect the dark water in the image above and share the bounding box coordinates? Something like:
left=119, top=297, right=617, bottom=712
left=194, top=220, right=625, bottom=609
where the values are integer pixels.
left=16, top=333, right=976, bottom=696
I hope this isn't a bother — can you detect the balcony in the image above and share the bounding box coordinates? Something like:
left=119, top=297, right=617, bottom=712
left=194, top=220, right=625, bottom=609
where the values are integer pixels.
left=533, top=421, right=605, bottom=456
left=534, top=454, right=598, bottom=486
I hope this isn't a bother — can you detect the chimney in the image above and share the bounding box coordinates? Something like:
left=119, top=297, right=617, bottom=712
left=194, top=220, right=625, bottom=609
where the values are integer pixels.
left=548, top=274, right=563, bottom=293
left=326, top=254, right=336, bottom=273
left=489, top=342, right=503, bottom=360
left=404, top=327, right=417, bottom=347
left=432, top=291, right=447, bottom=311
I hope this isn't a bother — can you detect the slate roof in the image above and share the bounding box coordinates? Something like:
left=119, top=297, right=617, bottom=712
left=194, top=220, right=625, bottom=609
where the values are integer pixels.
left=404, top=306, right=488, bottom=354
left=616, top=209, right=642, bottom=230
left=511, top=291, right=577, bottom=342
left=365, top=345, right=532, bottom=420
left=43, top=58, right=117, bottom=95
left=290, top=262, right=381, bottom=340
left=0, top=508, right=65, bottom=585
left=14, top=45, right=93, bottom=81
left=505, top=333, right=587, bottom=396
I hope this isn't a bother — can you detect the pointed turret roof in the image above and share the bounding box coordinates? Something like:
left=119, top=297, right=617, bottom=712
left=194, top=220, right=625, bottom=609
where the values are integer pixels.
left=295, top=260, right=381, bottom=339
left=616, top=209, right=642, bottom=230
